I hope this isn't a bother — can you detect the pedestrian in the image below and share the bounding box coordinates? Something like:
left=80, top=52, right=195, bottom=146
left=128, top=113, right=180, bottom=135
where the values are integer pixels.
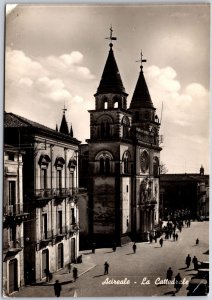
left=154, top=236, right=157, bottom=243
left=67, top=262, right=72, bottom=273
left=54, top=280, right=62, bottom=297
left=166, top=267, right=173, bottom=280
left=185, top=254, right=191, bottom=268
left=112, top=243, right=116, bottom=252
left=174, top=273, right=182, bottom=292
left=159, top=237, right=163, bottom=247
left=175, top=233, right=178, bottom=241
left=132, top=242, right=137, bottom=253
left=104, top=261, right=109, bottom=275
left=92, top=243, right=96, bottom=254
left=149, top=235, right=153, bottom=243
left=73, top=267, right=78, bottom=281
left=192, top=256, right=198, bottom=270
left=44, top=268, right=50, bottom=282
left=196, top=238, right=199, bottom=245
left=173, top=233, right=176, bottom=241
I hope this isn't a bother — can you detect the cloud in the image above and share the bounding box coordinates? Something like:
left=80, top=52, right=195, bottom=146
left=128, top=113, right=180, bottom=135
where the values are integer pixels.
left=146, top=65, right=209, bottom=173
left=5, top=47, right=96, bottom=142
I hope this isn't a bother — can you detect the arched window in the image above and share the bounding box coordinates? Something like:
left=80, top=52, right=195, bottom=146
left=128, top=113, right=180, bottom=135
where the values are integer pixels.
left=105, top=157, right=110, bottom=174
left=114, top=102, right=118, bottom=108
left=100, top=157, right=104, bottom=174
left=122, top=116, right=130, bottom=138
left=104, top=100, right=108, bottom=109
left=55, top=157, right=65, bottom=190
left=38, top=154, right=51, bottom=190
left=153, top=157, right=159, bottom=177
left=122, top=151, right=131, bottom=174
left=96, top=151, right=113, bottom=175
left=97, top=115, right=113, bottom=139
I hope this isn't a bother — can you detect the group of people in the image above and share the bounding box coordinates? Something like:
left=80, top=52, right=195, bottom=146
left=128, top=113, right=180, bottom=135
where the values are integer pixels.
left=52, top=264, right=78, bottom=297
left=166, top=268, right=183, bottom=293
left=185, top=254, right=199, bottom=270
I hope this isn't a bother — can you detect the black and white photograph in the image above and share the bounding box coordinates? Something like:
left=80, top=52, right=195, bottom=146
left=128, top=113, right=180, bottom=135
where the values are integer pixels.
left=2, top=2, right=210, bottom=297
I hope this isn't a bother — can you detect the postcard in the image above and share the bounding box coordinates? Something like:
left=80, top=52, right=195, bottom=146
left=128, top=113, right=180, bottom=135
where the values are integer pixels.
left=3, top=3, right=209, bottom=297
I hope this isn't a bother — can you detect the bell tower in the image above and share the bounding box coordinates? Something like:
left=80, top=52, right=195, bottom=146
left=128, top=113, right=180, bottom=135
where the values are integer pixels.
left=87, top=27, right=133, bottom=246
left=128, top=51, right=162, bottom=241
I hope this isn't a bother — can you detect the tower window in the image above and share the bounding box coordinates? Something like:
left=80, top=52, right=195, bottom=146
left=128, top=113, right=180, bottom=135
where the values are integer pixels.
left=104, top=101, right=108, bottom=109
left=96, top=151, right=113, bottom=175
left=122, top=151, right=131, bottom=174
left=114, top=101, right=118, bottom=108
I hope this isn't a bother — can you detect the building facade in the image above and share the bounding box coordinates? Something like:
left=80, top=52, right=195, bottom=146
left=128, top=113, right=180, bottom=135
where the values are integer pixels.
left=84, top=37, right=162, bottom=245
left=159, top=167, right=209, bottom=221
left=3, top=145, right=29, bottom=295
left=4, top=111, right=80, bottom=284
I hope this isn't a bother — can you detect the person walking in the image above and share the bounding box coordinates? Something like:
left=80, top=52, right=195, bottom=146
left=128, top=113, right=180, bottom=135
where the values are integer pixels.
left=159, top=237, right=163, bottom=247
left=192, top=256, right=198, bottom=270
left=44, top=268, right=50, bottom=282
left=196, top=238, right=199, bottom=245
left=166, top=267, right=173, bottom=280
left=67, top=262, right=72, bottom=273
left=175, top=233, right=178, bottom=241
left=185, top=254, right=191, bottom=268
left=112, top=243, right=116, bottom=252
left=73, top=267, right=78, bottom=281
left=173, top=233, right=176, bottom=241
left=104, top=261, right=109, bottom=275
left=132, top=242, right=137, bottom=253
left=174, top=273, right=182, bottom=293
left=54, top=280, right=62, bottom=297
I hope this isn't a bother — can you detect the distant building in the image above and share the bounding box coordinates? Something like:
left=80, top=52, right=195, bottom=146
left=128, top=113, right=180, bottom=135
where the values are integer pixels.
left=79, top=33, right=162, bottom=245
left=4, top=110, right=80, bottom=284
left=3, top=145, right=29, bottom=295
left=159, top=166, right=209, bottom=220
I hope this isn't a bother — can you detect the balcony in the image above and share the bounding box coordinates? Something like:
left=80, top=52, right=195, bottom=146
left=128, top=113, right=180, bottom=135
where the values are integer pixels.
left=3, top=237, right=24, bottom=257
left=3, top=204, right=29, bottom=223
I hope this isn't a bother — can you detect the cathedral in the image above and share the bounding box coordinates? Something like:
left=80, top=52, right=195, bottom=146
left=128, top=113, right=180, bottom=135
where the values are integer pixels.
left=81, top=29, right=162, bottom=246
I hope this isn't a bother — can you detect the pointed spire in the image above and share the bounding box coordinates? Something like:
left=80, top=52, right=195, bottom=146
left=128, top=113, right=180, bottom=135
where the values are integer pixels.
left=59, top=105, right=69, bottom=135
left=56, top=124, right=58, bottom=131
left=70, top=124, right=73, bottom=137
left=130, top=51, right=154, bottom=109
left=96, top=27, right=126, bottom=95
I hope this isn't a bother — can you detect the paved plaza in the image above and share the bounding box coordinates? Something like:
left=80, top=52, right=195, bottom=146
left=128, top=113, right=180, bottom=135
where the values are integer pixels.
left=13, top=221, right=209, bottom=297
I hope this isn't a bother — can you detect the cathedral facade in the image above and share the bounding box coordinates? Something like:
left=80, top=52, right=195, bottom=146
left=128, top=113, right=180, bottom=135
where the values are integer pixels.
left=85, top=36, right=162, bottom=246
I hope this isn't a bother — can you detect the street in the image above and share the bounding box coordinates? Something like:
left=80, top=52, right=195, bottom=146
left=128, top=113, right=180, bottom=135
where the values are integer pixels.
left=14, top=221, right=209, bottom=297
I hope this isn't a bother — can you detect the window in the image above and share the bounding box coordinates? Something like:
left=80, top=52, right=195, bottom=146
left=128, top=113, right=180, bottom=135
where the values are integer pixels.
left=104, top=101, right=108, bottom=109
left=122, top=151, right=131, bottom=174
left=40, top=168, right=47, bottom=189
left=153, top=157, right=159, bottom=177
left=98, top=115, right=113, bottom=139
left=71, top=208, right=75, bottom=225
left=42, top=214, right=48, bottom=239
left=122, top=116, right=130, bottom=138
left=55, top=157, right=65, bottom=191
left=57, top=170, right=62, bottom=190
left=58, top=211, right=62, bottom=234
left=38, top=155, right=51, bottom=190
left=9, top=181, right=16, bottom=206
left=8, top=153, right=15, bottom=161
left=100, top=121, right=110, bottom=138
left=96, top=151, right=113, bottom=175
left=114, top=101, right=118, bottom=108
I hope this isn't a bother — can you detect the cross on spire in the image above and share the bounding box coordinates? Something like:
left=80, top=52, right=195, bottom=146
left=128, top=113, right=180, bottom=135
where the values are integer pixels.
left=136, top=50, right=147, bottom=68
left=62, top=103, right=67, bottom=115
left=105, top=25, right=117, bottom=48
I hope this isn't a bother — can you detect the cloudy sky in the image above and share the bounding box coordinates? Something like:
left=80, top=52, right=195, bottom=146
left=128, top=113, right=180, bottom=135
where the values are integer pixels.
left=5, top=3, right=210, bottom=173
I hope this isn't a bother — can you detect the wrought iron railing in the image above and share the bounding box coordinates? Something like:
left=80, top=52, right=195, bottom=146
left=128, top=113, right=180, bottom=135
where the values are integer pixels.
left=3, top=204, right=25, bottom=216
